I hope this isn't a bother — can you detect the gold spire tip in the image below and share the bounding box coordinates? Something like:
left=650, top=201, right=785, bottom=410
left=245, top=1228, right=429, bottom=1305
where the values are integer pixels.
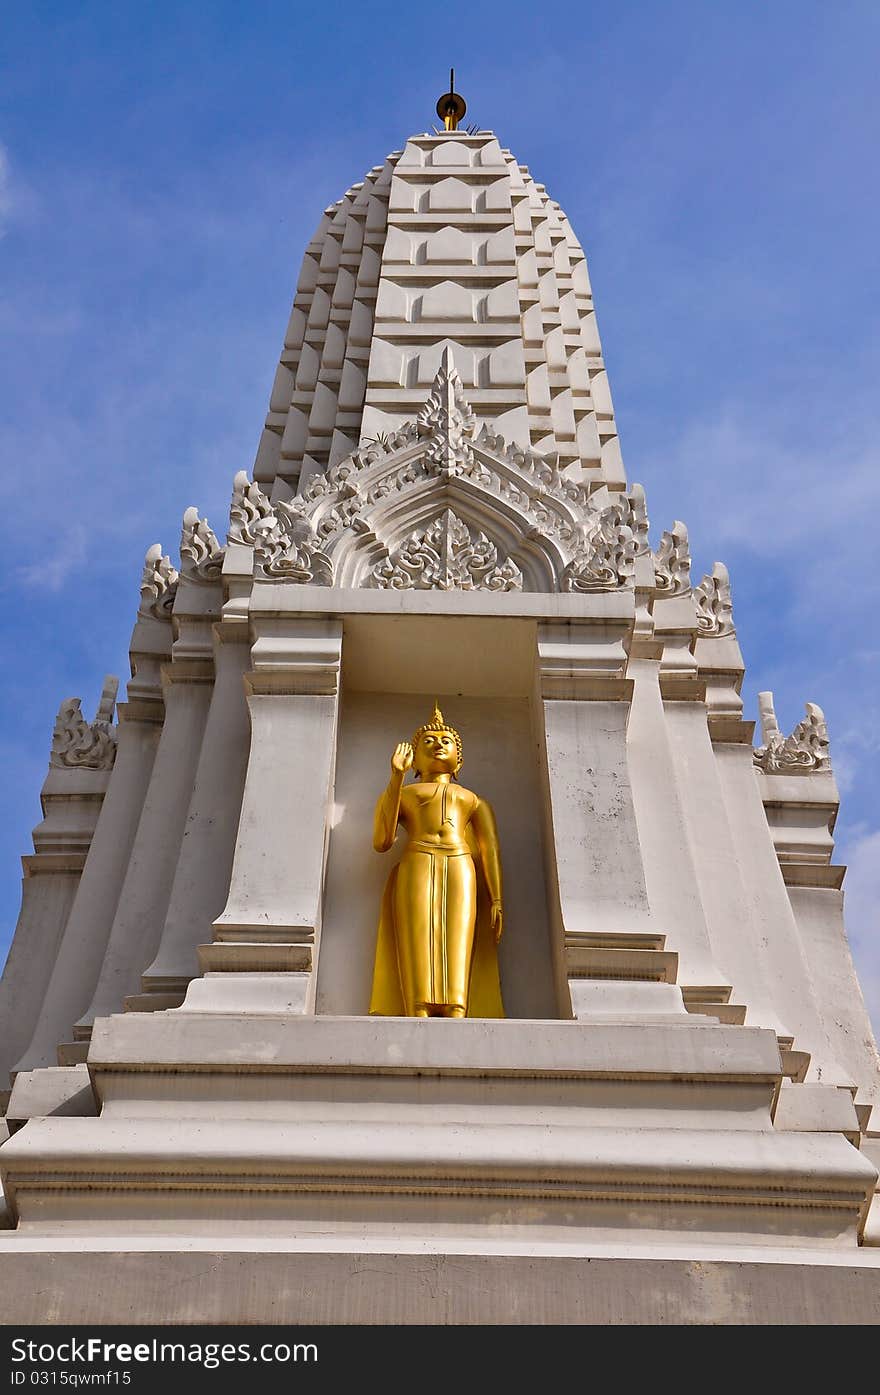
left=436, top=69, right=466, bottom=131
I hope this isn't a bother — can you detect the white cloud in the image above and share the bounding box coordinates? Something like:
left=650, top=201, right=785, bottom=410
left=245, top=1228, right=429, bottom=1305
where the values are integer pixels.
left=640, top=404, right=880, bottom=565
left=834, top=721, right=880, bottom=797
left=0, top=141, right=14, bottom=233
left=0, top=139, right=35, bottom=237
left=17, top=523, right=88, bottom=593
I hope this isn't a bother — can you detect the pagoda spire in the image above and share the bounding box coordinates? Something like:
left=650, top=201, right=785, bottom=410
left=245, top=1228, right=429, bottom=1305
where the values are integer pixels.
left=436, top=69, right=466, bottom=130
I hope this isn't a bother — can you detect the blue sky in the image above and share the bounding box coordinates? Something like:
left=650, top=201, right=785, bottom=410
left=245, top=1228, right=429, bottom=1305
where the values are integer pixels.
left=1, top=2, right=878, bottom=1032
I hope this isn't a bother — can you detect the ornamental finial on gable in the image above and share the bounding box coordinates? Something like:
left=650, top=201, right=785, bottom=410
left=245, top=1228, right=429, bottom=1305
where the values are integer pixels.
left=228, top=470, right=274, bottom=546
left=139, top=544, right=178, bottom=620
left=50, top=675, right=119, bottom=771
left=754, top=692, right=831, bottom=774
left=653, top=521, right=691, bottom=595
left=417, top=347, right=476, bottom=472
left=694, top=562, right=735, bottom=636
left=180, top=506, right=224, bottom=583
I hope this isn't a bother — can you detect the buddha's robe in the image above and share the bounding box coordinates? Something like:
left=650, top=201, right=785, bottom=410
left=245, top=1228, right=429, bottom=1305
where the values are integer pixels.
left=369, top=780, right=504, bottom=1018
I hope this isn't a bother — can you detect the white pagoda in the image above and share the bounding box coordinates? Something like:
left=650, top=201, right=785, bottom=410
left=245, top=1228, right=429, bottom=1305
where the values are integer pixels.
left=1, top=88, right=878, bottom=1323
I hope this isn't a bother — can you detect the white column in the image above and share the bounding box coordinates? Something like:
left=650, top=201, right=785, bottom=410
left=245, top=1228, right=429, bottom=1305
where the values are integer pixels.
left=0, top=689, right=118, bottom=1078
left=141, top=633, right=251, bottom=996
left=714, top=742, right=854, bottom=1085
left=76, top=666, right=213, bottom=1032
left=180, top=617, right=342, bottom=1015
left=536, top=621, right=684, bottom=1020
left=0, top=871, right=80, bottom=1082
left=753, top=752, right=880, bottom=1104
left=15, top=710, right=161, bottom=1070
left=663, top=703, right=792, bottom=1037
left=786, top=884, right=880, bottom=1108
left=626, top=657, right=728, bottom=991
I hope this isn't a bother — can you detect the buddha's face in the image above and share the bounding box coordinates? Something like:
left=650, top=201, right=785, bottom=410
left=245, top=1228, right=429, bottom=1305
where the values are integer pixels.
left=414, top=728, right=460, bottom=778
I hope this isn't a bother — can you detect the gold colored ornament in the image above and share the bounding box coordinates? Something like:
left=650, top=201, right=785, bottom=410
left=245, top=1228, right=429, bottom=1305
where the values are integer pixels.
left=369, top=703, right=504, bottom=1019
left=436, top=69, right=467, bottom=132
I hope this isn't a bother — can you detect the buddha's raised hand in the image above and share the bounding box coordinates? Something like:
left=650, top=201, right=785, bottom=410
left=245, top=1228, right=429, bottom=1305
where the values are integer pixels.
left=391, top=741, right=414, bottom=775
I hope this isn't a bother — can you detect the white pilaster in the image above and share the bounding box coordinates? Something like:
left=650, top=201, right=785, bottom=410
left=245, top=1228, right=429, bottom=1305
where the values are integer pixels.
left=714, top=741, right=853, bottom=1085
left=140, top=631, right=251, bottom=997
left=180, top=616, right=342, bottom=1014
left=0, top=688, right=119, bottom=1079
left=535, top=620, right=683, bottom=1019
left=76, top=666, right=213, bottom=1033
left=626, top=657, right=728, bottom=993
left=0, top=776, right=106, bottom=1080
left=14, top=710, right=161, bottom=1070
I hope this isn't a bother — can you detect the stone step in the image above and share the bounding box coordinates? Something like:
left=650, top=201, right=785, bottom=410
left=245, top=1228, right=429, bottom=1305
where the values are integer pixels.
left=859, top=1137, right=880, bottom=1172
left=855, top=1101, right=874, bottom=1133
left=681, top=985, right=733, bottom=1006
left=863, top=1194, right=880, bottom=1246
left=564, top=931, right=667, bottom=952
left=5, top=1065, right=96, bottom=1129
left=3, top=1114, right=874, bottom=1252
left=55, top=1043, right=89, bottom=1067
left=779, top=1047, right=810, bottom=1083
left=565, top=946, right=678, bottom=983
left=773, top=1083, right=861, bottom=1145
left=686, top=1002, right=747, bottom=1027
left=123, top=991, right=186, bottom=1013
left=197, top=942, right=314, bottom=974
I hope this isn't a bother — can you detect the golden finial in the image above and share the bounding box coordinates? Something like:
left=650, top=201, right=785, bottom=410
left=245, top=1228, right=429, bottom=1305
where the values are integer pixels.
left=436, top=69, right=466, bottom=131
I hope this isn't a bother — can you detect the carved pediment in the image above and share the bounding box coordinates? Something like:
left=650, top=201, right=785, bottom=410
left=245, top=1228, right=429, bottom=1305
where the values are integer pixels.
left=252, top=502, right=333, bottom=585
left=228, top=350, right=645, bottom=593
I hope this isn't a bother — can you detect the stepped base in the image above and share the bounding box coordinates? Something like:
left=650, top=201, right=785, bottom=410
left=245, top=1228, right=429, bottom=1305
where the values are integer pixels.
left=0, top=1241, right=878, bottom=1324
left=1, top=1015, right=875, bottom=1255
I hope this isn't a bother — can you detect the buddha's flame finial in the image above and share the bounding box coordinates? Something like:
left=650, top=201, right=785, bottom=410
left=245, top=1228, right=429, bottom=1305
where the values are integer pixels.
left=436, top=70, right=466, bottom=131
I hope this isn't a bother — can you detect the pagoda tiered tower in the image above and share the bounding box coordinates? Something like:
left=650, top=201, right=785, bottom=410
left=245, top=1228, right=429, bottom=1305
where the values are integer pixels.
left=1, top=106, right=879, bottom=1324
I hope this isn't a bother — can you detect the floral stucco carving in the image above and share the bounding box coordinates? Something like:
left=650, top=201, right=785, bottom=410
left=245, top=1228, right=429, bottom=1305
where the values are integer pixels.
left=50, top=675, right=119, bottom=771
left=180, top=507, right=224, bottom=583
left=139, top=544, right=178, bottom=620
left=225, top=359, right=646, bottom=593
left=754, top=692, right=831, bottom=774
left=228, top=470, right=274, bottom=546
left=369, top=508, right=523, bottom=591
left=252, top=501, right=333, bottom=585
left=653, top=521, right=691, bottom=595
left=694, top=562, right=735, bottom=636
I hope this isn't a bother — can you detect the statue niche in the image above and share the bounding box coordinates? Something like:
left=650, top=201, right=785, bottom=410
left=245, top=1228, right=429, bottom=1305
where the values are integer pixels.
left=369, top=703, right=504, bottom=1018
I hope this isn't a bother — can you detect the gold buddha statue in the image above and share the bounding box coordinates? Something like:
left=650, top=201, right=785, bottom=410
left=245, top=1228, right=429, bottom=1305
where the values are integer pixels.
left=369, top=703, right=505, bottom=1018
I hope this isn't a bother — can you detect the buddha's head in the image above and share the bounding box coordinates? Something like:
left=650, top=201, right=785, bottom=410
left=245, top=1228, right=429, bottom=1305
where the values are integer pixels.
left=412, top=702, right=463, bottom=780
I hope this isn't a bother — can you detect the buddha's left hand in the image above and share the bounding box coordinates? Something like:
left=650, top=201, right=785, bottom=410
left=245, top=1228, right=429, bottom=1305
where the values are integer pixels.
left=490, top=902, right=503, bottom=944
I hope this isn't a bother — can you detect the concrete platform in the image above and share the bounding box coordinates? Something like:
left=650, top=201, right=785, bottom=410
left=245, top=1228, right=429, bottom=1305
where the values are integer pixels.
left=0, top=1240, right=879, bottom=1324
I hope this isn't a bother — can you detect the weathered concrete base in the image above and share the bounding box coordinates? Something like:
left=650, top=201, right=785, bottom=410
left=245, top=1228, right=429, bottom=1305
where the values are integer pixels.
left=6, top=1064, right=96, bottom=1128
left=0, top=1241, right=879, bottom=1324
